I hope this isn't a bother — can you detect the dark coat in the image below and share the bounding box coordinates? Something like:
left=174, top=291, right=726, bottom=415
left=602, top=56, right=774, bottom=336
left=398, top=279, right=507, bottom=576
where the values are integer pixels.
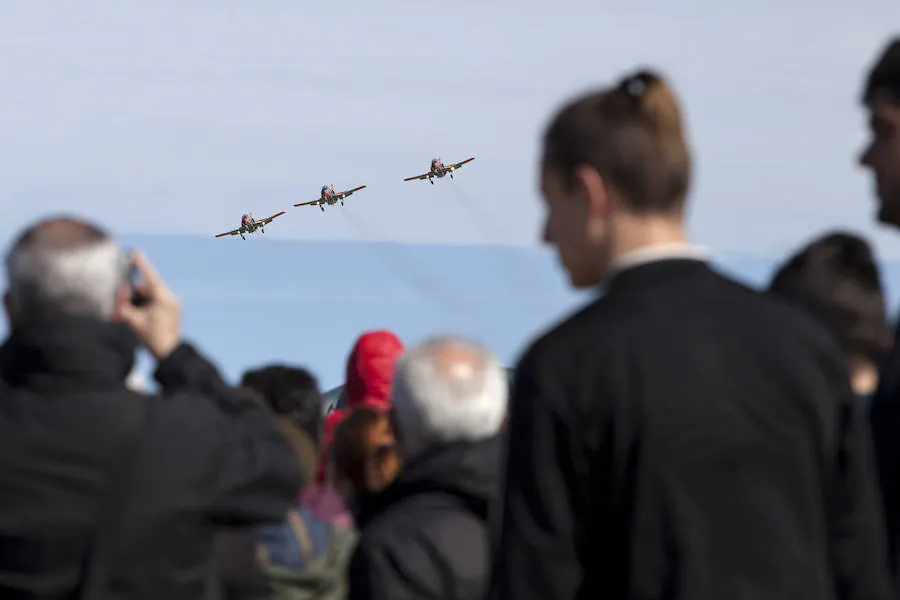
left=348, top=436, right=501, bottom=600
left=869, top=317, right=900, bottom=594
left=491, top=258, right=893, bottom=600
left=0, top=316, right=303, bottom=600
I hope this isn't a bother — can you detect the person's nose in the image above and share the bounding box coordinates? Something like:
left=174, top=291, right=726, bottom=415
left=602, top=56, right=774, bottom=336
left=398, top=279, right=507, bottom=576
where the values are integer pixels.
left=859, top=143, right=874, bottom=167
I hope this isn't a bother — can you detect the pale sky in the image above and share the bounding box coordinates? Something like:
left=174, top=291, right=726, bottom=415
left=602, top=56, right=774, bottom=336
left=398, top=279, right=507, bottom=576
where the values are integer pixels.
left=1, top=0, right=898, bottom=256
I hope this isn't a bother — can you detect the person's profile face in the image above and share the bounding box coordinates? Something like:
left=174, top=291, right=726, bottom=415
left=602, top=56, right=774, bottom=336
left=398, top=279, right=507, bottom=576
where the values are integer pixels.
left=539, top=162, right=608, bottom=288
left=860, top=95, right=900, bottom=227
left=362, top=414, right=400, bottom=493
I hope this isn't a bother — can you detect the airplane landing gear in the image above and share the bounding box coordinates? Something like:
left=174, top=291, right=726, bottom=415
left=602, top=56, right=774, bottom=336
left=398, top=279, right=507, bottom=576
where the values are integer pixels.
left=341, top=201, right=344, bottom=206
left=320, top=205, right=325, bottom=212
left=430, top=179, right=434, bottom=185
left=261, top=228, right=265, bottom=233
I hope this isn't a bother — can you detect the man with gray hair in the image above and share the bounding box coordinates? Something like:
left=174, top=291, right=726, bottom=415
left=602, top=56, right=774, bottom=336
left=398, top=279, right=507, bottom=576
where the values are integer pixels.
left=0, top=216, right=303, bottom=599
left=347, top=334, right=508, bottom=600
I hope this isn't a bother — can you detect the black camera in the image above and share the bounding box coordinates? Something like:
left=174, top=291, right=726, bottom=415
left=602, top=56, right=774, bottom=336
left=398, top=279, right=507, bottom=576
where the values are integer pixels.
left=127, top=253, right=149, bottom=307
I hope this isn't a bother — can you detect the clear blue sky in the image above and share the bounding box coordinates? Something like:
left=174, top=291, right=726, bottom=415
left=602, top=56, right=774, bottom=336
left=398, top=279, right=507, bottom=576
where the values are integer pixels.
left=1, top=1, right=899, bottom=388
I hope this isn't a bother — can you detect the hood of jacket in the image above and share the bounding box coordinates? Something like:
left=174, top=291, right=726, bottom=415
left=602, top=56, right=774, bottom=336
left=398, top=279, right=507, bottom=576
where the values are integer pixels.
left=343, top=330, right=404, bottom=412
left=0, top=314, right=138, bottom=392
left=354, top=435, right=502, bottom=529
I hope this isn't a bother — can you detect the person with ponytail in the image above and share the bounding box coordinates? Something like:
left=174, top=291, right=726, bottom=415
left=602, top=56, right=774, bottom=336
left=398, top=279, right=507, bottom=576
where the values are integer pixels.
left=491, top=68, right=893, bottom=600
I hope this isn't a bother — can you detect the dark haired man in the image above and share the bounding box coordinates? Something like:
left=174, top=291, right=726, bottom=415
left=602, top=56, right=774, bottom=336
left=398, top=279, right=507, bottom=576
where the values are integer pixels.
left=859, top=36, right=900, bottom=594
left=860, top=38, right=900, bottom=227
left=242, top=365, right=324, bottom=450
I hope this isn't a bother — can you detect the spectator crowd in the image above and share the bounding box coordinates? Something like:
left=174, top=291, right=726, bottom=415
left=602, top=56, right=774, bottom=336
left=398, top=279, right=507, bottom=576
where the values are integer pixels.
left=0, top=36, right=899, bottom=600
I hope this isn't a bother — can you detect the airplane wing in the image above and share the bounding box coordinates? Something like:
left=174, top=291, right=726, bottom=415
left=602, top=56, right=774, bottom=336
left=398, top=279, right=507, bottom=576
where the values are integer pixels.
left=403, top=173, right=430, bottom=182
left=338, top=185, right=366, bottom=198
left=294, top=199, right=323, bottom=207
left=448, top=157, right=475, bottom=170
left=258, top=210, right=286, bottom=224
left=214, top=228, right=241, bottom=238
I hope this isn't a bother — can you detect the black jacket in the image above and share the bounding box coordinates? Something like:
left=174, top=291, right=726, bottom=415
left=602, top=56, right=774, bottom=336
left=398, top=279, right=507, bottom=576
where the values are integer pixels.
left=0, top=316, right=303, bottom=600
left=870, top=317, right=900, bottom=594
left=491, top=258, right=893, bottom=600
left=348, top=436, right=501, bottom=600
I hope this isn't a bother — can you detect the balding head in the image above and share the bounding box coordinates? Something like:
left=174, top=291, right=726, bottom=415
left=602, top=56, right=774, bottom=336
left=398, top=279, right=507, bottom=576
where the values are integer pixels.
left=391, top=334, right=508, bottom=461
left=4, top=216, right=127, bottom=328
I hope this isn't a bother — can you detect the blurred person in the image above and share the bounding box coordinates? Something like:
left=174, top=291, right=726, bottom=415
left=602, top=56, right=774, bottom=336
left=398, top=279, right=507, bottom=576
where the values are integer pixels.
left=768, top=231, right=892, bottom=399
left=316, top=330, right=405, bottom=484
left=330, top=406, right=401, bottom=514
left=859, top=36, right=900, bottom=591
left=0, top=217, right=303, bottom=600
left=347, top=335, right=507, bottom=600
left=242, top=364, right=353, bottom=526
left=491, top=69, right=892, bottom=600
left=220, top=366, right=358, bottom=600
left=211, top=387, right=280, bottom=600
left=242, top=365, right=353, bottom=527
left=860, top=37, right=900, bottom=227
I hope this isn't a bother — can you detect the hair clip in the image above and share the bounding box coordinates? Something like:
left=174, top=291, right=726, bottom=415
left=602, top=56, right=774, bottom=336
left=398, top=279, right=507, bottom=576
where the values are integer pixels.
left=624, top=76, right=647, bottom=100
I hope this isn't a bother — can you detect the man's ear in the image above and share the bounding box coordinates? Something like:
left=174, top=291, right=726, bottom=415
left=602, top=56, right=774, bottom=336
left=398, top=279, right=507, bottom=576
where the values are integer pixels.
left=112, top=283, right=131, bottom=319
left=573, top=165, right=611, bottom=220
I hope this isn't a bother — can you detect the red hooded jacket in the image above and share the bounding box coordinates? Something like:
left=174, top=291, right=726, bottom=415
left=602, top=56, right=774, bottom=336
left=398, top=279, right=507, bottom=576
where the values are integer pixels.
left=316, top=330, right=405, bottom=482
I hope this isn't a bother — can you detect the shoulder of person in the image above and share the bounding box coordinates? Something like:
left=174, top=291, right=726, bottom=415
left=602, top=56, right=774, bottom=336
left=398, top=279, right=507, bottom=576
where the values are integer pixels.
left=514, top=292, right=626, bottom=384
left=359, top=490, right=486, bottom=547
left=708, top=270, right=851, bottom=387
left=141, top=387, right=265, bottom=445
left=731, top=273, right=847, bottom=359
left=354, top=504, right=489, bottom=598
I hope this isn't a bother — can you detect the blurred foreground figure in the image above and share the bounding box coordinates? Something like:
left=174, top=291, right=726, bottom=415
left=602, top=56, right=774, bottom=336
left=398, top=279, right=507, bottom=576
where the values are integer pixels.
left=244, top=365, right=353, bottom=529
left=768, top=231, right=891, bottom=399
left=491, top=69, right=892, bottom=600
left=859, top=36, right=900, bottom=592
left=231, top=365, right=357, bottom=600
left=348, top=335, right=507, bottom=600
left=0, top=217, right=302, bottom=600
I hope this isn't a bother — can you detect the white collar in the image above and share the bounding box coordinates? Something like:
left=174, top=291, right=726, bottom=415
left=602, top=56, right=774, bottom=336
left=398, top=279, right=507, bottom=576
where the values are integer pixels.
left=606, top=243, right=710, bottom=283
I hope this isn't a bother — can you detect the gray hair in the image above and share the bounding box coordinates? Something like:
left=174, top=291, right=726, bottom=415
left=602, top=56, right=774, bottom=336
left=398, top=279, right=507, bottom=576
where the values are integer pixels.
left=4, top=216, right=127, bottom=326
left=391, top=334, right=508, bottom=461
